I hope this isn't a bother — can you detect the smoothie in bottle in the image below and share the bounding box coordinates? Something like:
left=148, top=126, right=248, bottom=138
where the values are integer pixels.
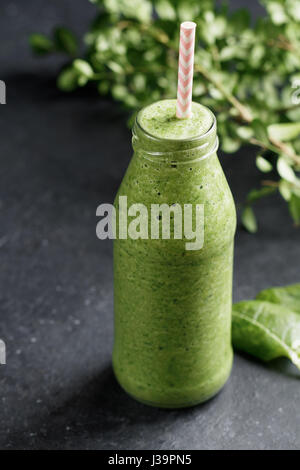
left=113, top=23, right=236, bottom=408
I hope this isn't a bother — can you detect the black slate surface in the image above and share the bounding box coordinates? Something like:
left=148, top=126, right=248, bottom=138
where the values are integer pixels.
left=0, top=0, right=299, bottom=450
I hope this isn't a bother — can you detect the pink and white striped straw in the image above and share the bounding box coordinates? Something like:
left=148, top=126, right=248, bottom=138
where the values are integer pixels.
left=176, top=21, right=197, bottom=119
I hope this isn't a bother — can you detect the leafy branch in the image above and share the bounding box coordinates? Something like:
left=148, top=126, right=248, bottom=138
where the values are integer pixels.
left=194, top=63, right=254, bottom=123
left=29, top=0, right=300, bottom=231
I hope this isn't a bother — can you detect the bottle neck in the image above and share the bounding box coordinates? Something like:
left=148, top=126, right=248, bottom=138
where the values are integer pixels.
left=132, top=114, right=218, bottom=165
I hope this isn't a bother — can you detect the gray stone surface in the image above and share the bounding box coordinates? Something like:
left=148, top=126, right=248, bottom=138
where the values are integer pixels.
left=0, top=0, right=299, bottom=450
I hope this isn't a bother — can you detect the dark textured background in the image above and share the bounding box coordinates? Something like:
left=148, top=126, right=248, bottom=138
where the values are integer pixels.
left=0, top=0, right=299, bottom=450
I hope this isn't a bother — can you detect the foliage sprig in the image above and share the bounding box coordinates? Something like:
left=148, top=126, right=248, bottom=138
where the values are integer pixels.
left=30, top=0, right=300, bottom=230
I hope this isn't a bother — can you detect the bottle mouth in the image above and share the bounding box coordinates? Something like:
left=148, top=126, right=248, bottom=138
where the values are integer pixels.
left=132, top=113, right=218, bottom=164
left=136, top=105, right=216, bottom=144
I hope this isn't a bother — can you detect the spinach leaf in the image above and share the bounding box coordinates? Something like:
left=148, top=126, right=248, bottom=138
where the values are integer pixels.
left=232, top=300, right=300, bottom=369
left=256, top=283, right=300, bottom=314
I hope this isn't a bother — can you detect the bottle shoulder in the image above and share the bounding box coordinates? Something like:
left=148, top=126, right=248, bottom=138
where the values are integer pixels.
left=116, top=153, right=234, bottom=208
left=114, top=152, right=236, bottom=251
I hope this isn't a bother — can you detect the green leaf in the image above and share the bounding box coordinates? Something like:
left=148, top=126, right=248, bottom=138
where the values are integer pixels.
left=219, top=45, right=239, bottom=62
left=265, top=1, right=288, bottom=25
left=104, top=0, right=152, bottom=23
left=98, top=80, right=110, bottom=95
left=57, top=67, right=79, bottom=92
left=232, top=300, right=300, bottom=369
left=236, top=126, right=254, bottom=140
left=155, top=0, right=176, bottom=20
left=29, top=34, right=54, bottom=55
left=77, top=75, right=88, bottom=87
left=286, top=0, right=300, bottom=21
left=230, top=9, right=250, bottom=31
left=246, top=186, right=276, bottom=204
left=268, top=122, right=300, bottom=142
left=277, top=157, right=296, bottom=183
left=288, top=193, right=300, bottom=225
left=279, top=180, right=292, bottom=201
left=73, top=59, right=94, bottom=78
left=132, top=74, right=146, bottom=93
left=123, top=93, right=138, bottom=108
left=111, top=84, right=128, bottom=100
left=251, top=119, right=269, bottom=145
left=249, top=44, right=265, bottom=67
left=241, top=206, right=257, bottom=233
left=256, top=283, right=300, bottom=314
left=107, top=61, right=123, bottom=74
left=53, top=27, right=78, bottom=55
left=256, top=155, right=273, bottom=173
left=220, top=136, right=240, bottom=153
left=177, top=1, right=200, bottom=22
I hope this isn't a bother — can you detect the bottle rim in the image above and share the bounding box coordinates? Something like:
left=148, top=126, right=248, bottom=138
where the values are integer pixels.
left=132, top=108, right=218, bottom=164
left=135, top=108, right=216, bottom=144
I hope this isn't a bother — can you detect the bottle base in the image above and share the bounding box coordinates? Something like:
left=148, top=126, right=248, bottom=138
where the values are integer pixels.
left=120, top=384, right=228, bottom=409
left=113, top=352, right=233, bottom=409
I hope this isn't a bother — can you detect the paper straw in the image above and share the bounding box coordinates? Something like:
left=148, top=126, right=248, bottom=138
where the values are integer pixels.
left=176, top=21, right=197, bottom=119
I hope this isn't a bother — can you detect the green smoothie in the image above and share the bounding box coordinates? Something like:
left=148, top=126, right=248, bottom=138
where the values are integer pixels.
left=138, top=100, right=213, bottom=139
left=113, top=99, right=236, bottom=408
